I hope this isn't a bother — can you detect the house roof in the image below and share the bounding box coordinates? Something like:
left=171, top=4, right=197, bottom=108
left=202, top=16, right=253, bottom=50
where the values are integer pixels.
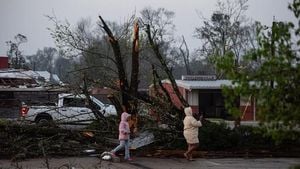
left=22, top=70, right=63, bottom=85
left=0, top=69, right=64, bottom=88
left=0, top=87, right=67, bottom=92
left=0, top=69, right=32, bottom=79
left=175, top=79, right=232, bottom=90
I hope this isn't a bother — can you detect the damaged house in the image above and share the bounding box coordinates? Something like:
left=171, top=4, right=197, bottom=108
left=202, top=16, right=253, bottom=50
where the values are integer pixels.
left=0, top=65, right=66, bottom=119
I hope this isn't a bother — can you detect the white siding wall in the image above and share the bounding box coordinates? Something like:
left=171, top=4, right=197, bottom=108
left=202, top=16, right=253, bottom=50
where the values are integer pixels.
left=188, top=90, right=198, bottom=106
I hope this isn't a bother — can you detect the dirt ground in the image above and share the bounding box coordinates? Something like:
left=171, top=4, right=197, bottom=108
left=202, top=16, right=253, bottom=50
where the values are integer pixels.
left=0, top=157, right=299, bottom=169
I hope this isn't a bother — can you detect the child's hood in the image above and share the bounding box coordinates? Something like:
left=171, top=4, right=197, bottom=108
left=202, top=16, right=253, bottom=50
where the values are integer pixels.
left=121, top=112, right=131, bottom=122
left=184, top=107, right=193, bottom=116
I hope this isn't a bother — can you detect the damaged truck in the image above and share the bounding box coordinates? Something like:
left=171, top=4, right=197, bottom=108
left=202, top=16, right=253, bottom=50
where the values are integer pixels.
left=20, top=93, right=117, bottom=126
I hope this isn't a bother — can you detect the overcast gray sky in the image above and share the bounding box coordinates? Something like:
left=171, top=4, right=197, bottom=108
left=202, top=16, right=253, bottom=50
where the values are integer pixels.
left=0, top=0, right=294, bottom=56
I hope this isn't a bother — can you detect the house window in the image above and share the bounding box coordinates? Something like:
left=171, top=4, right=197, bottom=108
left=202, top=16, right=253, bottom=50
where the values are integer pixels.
left=198, top=89, right=232, bottom=119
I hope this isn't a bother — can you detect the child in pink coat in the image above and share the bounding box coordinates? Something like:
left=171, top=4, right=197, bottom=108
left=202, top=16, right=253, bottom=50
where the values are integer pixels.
left=111, top=107, right=132, bottom=161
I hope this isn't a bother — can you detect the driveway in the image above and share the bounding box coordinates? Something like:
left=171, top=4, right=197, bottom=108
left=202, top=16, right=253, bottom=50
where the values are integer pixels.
left=0, top=157, right=299, bottom=169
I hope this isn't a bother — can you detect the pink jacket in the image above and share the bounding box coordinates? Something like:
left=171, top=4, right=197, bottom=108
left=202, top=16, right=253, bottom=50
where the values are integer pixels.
left=118, top=112, right=131, bottom=140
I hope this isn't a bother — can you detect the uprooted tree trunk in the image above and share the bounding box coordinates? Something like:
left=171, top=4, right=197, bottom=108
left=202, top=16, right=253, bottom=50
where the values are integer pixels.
left=128, top=21, right=140, bottom=132
left=130, top=21, right=140, bottom=99
left=98, top=16, right=130, bottom=109
left=98, top=16, right=140, bottom=131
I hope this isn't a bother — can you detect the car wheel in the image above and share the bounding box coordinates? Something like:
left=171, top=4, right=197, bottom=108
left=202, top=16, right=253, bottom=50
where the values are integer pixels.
left=36, top=116, right=53, bottom=126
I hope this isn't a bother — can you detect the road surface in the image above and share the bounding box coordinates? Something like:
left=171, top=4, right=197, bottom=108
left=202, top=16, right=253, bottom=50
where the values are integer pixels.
left=0, top=157, right=299, bottom=169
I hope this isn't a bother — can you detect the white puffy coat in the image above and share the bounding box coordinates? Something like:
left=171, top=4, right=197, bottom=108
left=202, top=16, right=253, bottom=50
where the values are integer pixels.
left=183, top=107, right=202, bottom=144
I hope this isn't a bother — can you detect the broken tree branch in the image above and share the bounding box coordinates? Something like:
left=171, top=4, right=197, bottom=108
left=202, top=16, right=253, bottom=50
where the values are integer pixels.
left=145, top=24, right=189, bottom=108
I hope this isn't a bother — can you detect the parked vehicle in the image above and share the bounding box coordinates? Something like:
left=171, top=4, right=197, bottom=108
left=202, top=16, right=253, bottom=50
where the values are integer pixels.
left=20, top=93, right=117, bottom=125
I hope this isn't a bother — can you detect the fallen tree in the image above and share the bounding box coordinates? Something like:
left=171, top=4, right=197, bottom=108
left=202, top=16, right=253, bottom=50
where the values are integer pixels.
left=1, top=119, right=300, bottom=160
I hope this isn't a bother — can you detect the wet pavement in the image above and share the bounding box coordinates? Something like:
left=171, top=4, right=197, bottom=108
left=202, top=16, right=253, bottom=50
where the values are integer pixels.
left=0, top=157, right=299, bottom=169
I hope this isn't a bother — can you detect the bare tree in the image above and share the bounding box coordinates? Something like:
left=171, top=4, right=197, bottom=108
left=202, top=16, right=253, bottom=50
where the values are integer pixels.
left=27, top=47, right=58, bottom=72
left=178, top=36, right=191, bottom=75
left=194, top=0, right=256, bottom=77
left=6, top=34, right=28, bottom=69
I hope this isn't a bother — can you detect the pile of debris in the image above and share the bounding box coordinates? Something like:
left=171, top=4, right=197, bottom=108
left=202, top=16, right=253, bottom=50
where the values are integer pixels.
left=0, top=122, right=111, bottom=160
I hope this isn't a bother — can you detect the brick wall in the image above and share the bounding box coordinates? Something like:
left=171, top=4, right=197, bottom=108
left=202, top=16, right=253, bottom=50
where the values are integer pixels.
left=0, top=57, right=8, bottom=69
